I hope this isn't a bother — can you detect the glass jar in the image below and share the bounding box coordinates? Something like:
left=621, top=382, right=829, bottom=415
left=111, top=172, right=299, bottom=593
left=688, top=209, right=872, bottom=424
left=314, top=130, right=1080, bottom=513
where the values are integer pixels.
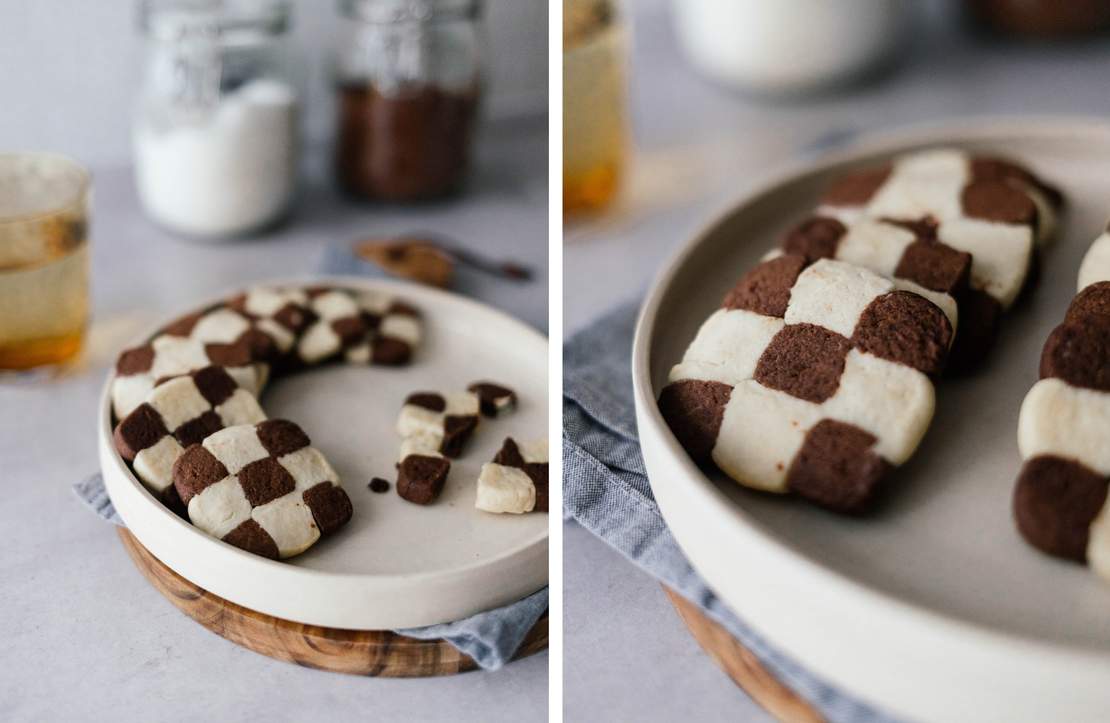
left=133, top=0, right=300, bottom=239
left=333, top=0, right=483, bottom=202
left=563, top=0, right=627, bottom=215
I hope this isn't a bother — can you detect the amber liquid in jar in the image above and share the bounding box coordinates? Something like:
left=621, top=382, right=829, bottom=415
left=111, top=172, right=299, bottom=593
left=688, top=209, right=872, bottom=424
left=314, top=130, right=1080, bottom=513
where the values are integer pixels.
left=563, top=0, right=626, bottom=215
left=336, top=83, right=479, bottom=202
left=0, top=215, right=89, bottom=369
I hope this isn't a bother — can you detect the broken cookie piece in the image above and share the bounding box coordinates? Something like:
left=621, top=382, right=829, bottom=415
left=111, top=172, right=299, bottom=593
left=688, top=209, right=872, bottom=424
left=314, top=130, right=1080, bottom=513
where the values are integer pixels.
left=397, top=390, right=480, bottom=458
left=396, top=431, right=451, bottom=505
left=468, top=381, right=517, bottom=418
left=476, top=437, right=549, bottom=514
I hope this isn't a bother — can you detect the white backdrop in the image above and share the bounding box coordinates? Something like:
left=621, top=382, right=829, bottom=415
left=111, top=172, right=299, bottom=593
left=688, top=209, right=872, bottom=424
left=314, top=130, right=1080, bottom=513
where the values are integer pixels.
left=0, top=0, right=548, bottom=167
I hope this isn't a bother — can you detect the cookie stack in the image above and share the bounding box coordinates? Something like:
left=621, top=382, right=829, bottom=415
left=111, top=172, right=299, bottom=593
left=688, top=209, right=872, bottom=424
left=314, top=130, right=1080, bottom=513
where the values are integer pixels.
left=111, top=284, right=424, bottom=559
left=660, top=149, right=1061, bottom=513
left=1014, top=226, right=1110, bottom=577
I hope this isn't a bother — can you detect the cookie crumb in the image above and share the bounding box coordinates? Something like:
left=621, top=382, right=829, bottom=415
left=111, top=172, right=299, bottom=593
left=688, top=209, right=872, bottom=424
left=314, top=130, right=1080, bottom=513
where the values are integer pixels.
left=369, top=477, right=391, bottom=493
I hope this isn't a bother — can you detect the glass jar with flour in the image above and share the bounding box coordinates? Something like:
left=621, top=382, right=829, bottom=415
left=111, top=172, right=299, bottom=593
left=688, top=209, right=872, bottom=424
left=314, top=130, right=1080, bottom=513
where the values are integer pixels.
left=133, top=0, right=300, bottom=239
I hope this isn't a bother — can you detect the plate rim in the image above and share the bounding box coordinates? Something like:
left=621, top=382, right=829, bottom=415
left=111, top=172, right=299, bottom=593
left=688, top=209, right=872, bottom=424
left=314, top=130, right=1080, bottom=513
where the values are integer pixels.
left=630, top=116, right=1110, bottom=718
left=100, top=275, right=548, bottom=628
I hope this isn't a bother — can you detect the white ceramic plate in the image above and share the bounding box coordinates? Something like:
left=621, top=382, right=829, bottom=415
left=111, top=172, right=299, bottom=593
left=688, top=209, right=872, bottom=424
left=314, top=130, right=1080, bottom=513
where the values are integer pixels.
left=632, top=118, right=1110, bottom=722
left=101, top=277, right=548, bottom=630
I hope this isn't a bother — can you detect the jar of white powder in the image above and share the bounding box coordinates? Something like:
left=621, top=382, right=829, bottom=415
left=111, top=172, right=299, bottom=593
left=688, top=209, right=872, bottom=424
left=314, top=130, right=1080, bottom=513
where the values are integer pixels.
left=133, top=0, right=300, bottom=239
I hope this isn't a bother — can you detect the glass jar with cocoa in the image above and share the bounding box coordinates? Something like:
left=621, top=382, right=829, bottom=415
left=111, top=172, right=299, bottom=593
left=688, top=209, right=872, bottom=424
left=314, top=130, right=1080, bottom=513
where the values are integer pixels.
left=334, top=0, right=482, bottom=202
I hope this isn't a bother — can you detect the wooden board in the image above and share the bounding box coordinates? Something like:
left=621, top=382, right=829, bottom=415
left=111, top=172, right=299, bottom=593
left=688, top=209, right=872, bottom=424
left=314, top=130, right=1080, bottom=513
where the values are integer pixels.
left=118, top=528, right=548, bottom=677
left=662, top=587, right=824, bottom=723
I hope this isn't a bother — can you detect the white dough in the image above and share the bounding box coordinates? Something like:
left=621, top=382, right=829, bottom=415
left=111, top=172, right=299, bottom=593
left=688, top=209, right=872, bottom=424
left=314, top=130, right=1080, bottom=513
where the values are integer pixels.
left=188, top=475, right=252, bottom=540
left=203, top=425, right=270, bottom=474
left=399, top=432, right=444, bottom=461
left=149, top=335, right=212, bottom=379
left=823, top=350, right=935, bottom=465
left=668, top=308, right=785, bottom=386
left=865, top=149, right=968, bottom=222
left=784, top=258, right=892, bottom=338
left=298, top=322, right=342, bottom=364
left=251, top=495, right=320, bottom=558
left=938, top=217, right=1032, bottom=309
left=242, top=287, right=307, bottom=316
left=1079, top=231, right=1110, bottom=292
left=189, top=308, right=251, bottom=345
left=147, top=376, right=212, bottom=431
left=475, top=463, right=536, bottom=514
left=133, top=435, right=185, bottom=495
left=712, top=381, right=822, bottom=493
left=834, top=219, right=916, bottom=278
left=278, top=447, right=339, bottom=491
left=214, top=389, right=267, bottom=426
left=381, top=314, right=422, bottom=345
left=1018, top=378, right=1110, bottom=477
left=112, top=374, right=155, bottom=419
left=311, top=290, right=360, bottom=320
left=516, top=438, right=549, bottom=464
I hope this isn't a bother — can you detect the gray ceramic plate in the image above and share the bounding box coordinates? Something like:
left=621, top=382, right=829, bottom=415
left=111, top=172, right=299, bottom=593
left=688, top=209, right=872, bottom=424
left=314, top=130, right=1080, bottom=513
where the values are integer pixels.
left=633, top=118, right=1110, bottom=721
left=102, top=277, right=548, bottom=630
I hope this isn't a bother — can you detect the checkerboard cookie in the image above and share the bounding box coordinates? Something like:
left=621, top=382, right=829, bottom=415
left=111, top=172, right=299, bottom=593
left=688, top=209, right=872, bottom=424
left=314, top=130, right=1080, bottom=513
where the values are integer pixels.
left=397, top=391, right=481, bottom=458
left=814, top=150, right=1062, bottom=371
left=476, top=438, right=549, bottom=514
left=660, top=255, right=951, bottom=513
left=1014, top=233, right=1110, bottom=574
left=112, top=333, right=267, bottom=420
left=113, top=366, right=266, bottom=504
left=172, top=419, right=352, bottom=559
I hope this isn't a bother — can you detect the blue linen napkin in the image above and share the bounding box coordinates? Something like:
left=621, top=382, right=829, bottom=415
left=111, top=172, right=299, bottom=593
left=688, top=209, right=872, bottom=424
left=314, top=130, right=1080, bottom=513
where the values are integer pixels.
left=72, top=472, right=547, bottom=671
left=563, top=300, right=895, bottom=723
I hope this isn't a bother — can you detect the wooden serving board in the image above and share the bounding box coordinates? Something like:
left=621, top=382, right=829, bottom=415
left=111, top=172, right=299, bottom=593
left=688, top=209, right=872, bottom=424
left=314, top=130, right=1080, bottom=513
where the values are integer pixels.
left=118, top=528, right=548, bottom=677
left=662, top=587, right=824, bottom=723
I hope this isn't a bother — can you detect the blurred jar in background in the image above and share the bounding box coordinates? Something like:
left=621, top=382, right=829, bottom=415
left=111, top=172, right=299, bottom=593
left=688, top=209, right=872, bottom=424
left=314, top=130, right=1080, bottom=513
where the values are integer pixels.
left=334, top=0, right=483, bottom=202
left=968, top=0, right=1110, bottom=40
left=563, top=0, right=626, bottom=215
left=0, top=153, right=90, bottom=372
left=671, top=0, right=907, bottom=95
left=133, top=0, right=300, bottom=239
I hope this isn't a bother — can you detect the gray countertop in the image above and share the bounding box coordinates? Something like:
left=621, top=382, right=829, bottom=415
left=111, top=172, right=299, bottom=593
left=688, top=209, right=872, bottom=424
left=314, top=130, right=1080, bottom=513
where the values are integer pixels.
left=0, top=119, right=547, bottom=723
left=563, top=0, right=1110, bottom=720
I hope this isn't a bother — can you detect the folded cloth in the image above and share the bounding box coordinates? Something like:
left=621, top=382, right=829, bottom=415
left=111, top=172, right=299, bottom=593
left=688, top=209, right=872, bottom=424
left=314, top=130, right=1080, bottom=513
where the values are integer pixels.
left=563, top=301, right=895, bottom=723
left=72, top=473, right=546, bottom=671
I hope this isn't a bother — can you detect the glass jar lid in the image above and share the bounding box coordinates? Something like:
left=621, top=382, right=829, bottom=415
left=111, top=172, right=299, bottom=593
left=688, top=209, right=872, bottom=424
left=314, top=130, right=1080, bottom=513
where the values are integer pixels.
left=338, top=0, right=479, bottom=24
left=140, top=0, right=290, bottom=40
